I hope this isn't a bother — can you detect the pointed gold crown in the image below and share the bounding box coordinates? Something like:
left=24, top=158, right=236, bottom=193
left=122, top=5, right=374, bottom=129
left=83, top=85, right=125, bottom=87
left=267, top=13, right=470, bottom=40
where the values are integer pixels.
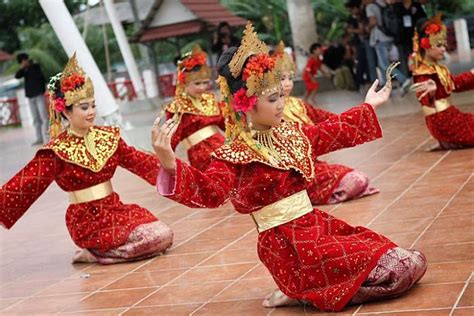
left=176, top=43, right=211, bottom=94
left=273, top=41, right=296, bottom=74
left=60, top=53, right=94, bottom=106
left=426, top=14, right=447, bottom=48
left=229, top=22, right=269, bottom=78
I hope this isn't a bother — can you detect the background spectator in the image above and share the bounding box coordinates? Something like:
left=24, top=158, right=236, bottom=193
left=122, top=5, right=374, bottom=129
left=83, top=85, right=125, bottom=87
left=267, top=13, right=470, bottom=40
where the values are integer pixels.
left=212, top=22, right=240, bottom=61
left=392, top=0, right=427, bottom=78
left=15, top=53, right=48, bottom=145
left=364, top=0, right=410, bottom=92
left=346, top=0, right=378, bottom=88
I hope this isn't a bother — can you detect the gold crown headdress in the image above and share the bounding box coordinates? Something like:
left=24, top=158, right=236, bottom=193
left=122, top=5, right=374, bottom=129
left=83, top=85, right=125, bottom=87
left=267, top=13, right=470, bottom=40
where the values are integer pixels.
left=175, top=44, right=212, bottom=95
left=47, top=53, right=94, bottom=138
left=216, top=22, right=284, bottom=162
left=411, top=14, right=446, bottom=73
left=273, top=41, right=296, bottom=74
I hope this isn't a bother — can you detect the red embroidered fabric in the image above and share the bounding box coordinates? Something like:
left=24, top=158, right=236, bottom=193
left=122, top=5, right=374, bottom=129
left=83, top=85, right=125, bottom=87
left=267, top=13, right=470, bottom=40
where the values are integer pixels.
left=414, top=69, right=474, bottom=145
left=159, top=104, right=396, bottom=311
left=0, top=131, right=159, bottom=252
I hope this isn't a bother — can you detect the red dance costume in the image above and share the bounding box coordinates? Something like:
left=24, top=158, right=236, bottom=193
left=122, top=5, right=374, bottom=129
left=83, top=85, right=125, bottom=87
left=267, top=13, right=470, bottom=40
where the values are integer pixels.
left=413, top=62, right=474, bottom=147
left=303, top=56, right=322, bottom=93
left=0, top=126, right=172, bottom=263
left=158, top=104, right=426, bottom=311
left=284, top=96, right=378, bottom=204
left=166, top=92, right=225, bottom=171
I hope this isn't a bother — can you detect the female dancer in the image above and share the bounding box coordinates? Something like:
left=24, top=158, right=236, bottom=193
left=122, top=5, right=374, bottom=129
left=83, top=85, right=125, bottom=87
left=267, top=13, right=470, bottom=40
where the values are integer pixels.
left=274, top=42, right=378, bottom=205
left=165, top=44, right=225, bottom=171
left=411, top=17, right=474, bottom=150
left=151, top=23, right=427, bottom=312
left=0, top=54, right=173, bottom=264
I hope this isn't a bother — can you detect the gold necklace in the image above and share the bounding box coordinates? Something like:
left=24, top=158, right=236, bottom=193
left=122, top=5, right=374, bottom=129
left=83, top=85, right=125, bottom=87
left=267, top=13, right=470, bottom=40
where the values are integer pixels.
left=68, top=127, right=99, bottom=161
left=253, top=129, right=282, bottom=163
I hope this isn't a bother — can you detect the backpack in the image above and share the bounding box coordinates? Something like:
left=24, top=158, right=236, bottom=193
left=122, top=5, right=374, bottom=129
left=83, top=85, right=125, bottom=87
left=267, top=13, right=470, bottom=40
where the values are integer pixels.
left=375, top=2, right=401, bottom=38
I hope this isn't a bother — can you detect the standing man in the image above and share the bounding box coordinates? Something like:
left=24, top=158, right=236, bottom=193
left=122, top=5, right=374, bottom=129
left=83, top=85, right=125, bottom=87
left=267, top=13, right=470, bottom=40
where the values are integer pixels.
left=15, top=53, right=48, bottom=145
left=364, top=0, right=410, bottom=91
left=393, top=0, right=427, bottom=79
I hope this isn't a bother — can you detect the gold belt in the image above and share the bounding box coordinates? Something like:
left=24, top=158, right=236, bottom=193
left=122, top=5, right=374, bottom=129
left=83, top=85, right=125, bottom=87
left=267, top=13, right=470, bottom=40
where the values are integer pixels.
left=250, top=190, right=313, bottom=233
left=182, top=125, right=220, bottom=149
left=422, top=98, right=451, bottom=116
left=69, top=181, right=113, bottom=204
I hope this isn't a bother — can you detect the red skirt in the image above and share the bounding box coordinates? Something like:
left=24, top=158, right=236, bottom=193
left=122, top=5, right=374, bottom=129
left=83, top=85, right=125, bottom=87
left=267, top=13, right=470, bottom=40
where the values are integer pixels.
left=257, top=209, right=395, bottom=311
left=425, top=106, right=474, bottom=145
left=306, top=160, right=353, bottom=204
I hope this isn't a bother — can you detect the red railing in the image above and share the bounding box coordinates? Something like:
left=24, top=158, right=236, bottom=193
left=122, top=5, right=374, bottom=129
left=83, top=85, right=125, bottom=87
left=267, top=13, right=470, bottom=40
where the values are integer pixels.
left=1, top=74, right=178, bottom=127
left=0, top=98, right=21, bottom=126
left=107, top=74, right=176, bottom=101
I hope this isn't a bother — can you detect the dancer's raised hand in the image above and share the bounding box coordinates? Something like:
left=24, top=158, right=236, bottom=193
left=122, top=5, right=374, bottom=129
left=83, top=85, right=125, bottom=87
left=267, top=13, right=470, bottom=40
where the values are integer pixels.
left=410, top=79, right=437, bottom=100
left=364, top=79, right=392, bottom=109
left=151, top=116, right=178, bottom=173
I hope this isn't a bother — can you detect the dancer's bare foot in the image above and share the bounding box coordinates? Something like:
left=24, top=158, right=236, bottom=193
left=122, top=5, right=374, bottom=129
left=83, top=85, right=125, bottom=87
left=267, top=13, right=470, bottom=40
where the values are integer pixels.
left=425, top=144, right=443, bottom=152
left=72, top=249, right=97, bottom=263
left=262, top=289, right=300, bottom=308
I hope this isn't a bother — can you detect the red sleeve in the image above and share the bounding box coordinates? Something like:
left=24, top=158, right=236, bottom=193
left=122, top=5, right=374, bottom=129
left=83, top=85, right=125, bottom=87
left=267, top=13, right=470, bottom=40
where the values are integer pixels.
left=413, top=74, right=435, bottom=106
left=157, top=158, right=236, bottom=209
left=452, top=71, right=474, bottom=93
left=0, top=150, right=60, bottom=229
left=303, top=103, right=382, bottom=157
left=118, top=138, right=160, bottom=185
left=303, top=101, right=337, bottom=124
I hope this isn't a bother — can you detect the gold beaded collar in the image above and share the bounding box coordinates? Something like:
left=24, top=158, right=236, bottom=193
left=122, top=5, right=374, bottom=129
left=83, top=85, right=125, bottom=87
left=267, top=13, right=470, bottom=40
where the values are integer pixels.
left=42, top=126, right=120, bottom=172
left=413, top=61, right=455, bottom=94
left=283, top=96, right=313, bottom=125
left=166, top=92, right=220, bottom=117
left=213, top=121, right=314, bottom=181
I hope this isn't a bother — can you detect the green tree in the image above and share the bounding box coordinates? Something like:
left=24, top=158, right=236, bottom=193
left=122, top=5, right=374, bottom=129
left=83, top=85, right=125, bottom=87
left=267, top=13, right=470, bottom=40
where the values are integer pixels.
left=0, top=0, right=86, bottom=54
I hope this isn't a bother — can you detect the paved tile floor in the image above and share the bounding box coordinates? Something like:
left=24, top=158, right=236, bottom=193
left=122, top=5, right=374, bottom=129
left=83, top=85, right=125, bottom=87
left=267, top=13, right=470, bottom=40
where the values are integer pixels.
left=0, top=90, right=472, bottom=315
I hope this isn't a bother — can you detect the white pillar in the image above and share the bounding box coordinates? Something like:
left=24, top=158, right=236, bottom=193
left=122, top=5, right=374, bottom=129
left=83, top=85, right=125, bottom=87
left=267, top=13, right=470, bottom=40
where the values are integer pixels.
left=103, top=0, right=146, bottom=99
left=286, top=0, right=318, bottom=74
left=143, top=69, right=159, bottom=98
left=453, top=19, right=472, bottom=63
left=38, top=0, right=120, bottom=121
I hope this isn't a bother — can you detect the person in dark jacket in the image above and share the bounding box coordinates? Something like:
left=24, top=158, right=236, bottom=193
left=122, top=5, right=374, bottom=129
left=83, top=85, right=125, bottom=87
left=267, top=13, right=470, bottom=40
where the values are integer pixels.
left=15, top=53, right=48, bottom=145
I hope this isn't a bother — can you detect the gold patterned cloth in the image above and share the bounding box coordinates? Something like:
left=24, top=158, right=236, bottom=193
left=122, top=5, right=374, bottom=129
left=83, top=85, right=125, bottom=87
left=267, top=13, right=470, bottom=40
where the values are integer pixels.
left=283, top=96, right=314, bottom=125
left=166, top=93, right=220, bottom=117
left=69, top=180, right=113, bottom=204
left=43, top=126, right=120, bottom=172
left=413, top=62, right=455, bottom=94
left=250, top=190, right=313, bottom=233
left=213, top=121, right=315, bottom=181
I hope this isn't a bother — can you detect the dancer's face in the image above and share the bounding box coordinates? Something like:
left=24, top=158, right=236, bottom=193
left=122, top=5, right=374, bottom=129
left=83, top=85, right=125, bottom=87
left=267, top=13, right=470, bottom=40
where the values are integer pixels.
left=425, top=42, right=447, bottom=62
left=280, top=71, right=294, bottom=97
left=185, top=79, right=210, bottom=98
left=64, top=100, right=96, bottom=131
left=248, top=87, right=284, bottom=129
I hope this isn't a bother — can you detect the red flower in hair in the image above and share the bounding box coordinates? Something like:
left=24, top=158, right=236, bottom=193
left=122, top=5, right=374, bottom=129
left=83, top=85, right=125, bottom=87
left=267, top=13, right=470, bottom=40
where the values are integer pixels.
left=242, top=54, right=275, bottom=81
left=233, top=88, right=257, bottom=113
left=61, top=74, right=85, bottom=93
left=54, top=97, right=66, bottom=112
left=182, top=53, right=207, bottom=71
left=425, top=23, right=441, bottom=35
left=177, top=71, right=186, bottom=84
left=420, top=37, right=431, bottom=50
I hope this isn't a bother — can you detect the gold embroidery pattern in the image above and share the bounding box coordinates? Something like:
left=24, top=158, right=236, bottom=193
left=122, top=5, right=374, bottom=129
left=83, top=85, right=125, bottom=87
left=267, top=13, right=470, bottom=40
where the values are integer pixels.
left=283, top=96, right=313, bottom=125
left=44, top=126, right=120, bottom=172
left=213, top=121, right=314, bottom=181
left=413, top=61, right=455, bottom=94
left=166, top=93, right=220, bottom=116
